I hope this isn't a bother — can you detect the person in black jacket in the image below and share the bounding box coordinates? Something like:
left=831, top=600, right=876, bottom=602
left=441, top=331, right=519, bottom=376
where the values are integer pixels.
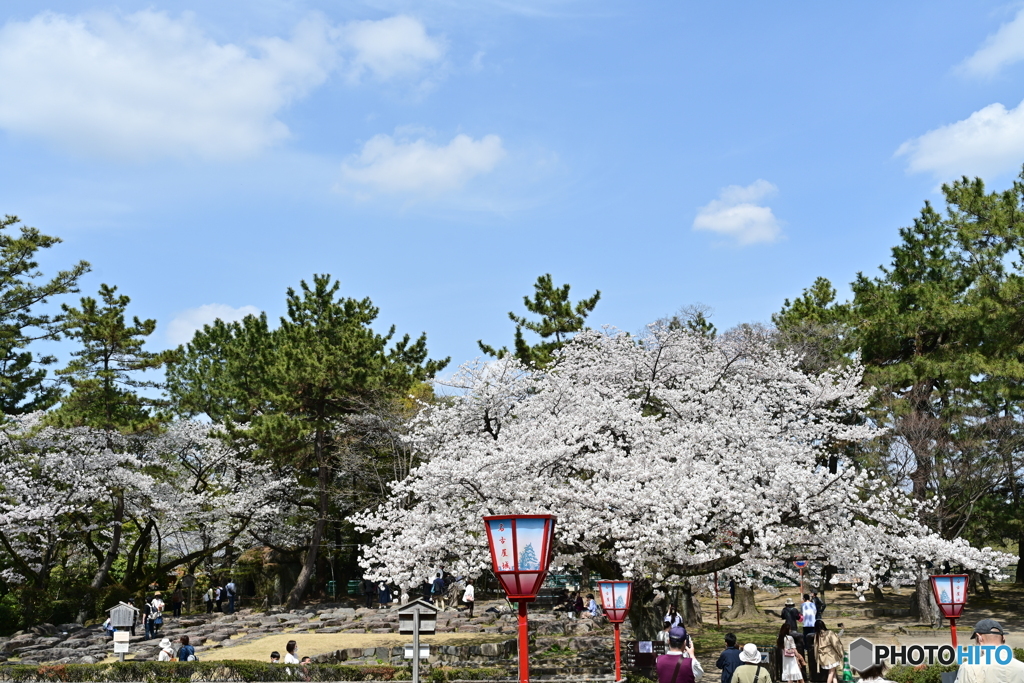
left=716, top=633, right=742, bottom=683
left=781, top=598, right=801, bottom=633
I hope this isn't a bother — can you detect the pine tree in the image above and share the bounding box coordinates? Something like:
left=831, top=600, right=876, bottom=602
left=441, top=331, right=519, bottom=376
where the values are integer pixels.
left=46, top=284, right=174, bottom=433
left=0, top=215, right=90, bottom=415
left=478, top=274, right=601, bottom=368
left=167, top=274, right=448, bottom=608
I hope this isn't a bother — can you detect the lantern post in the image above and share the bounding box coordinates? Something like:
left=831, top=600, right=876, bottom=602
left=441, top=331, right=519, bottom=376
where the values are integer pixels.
left=793, top=560, right=808, bottom=596
left=929, top=574, right=969, bottom=648
left=483, top=515, right=557, bottom=683
left=597, top=580, right=633, bottom=681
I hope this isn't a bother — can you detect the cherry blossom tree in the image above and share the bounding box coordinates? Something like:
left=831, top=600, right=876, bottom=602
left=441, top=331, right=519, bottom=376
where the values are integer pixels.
left=355, top=324, right=1016, bottom=636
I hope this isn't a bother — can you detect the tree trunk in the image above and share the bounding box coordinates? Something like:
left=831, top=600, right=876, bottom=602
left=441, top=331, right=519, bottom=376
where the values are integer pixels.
left=77, top=490, right=125, bottom=623
left=680, top=582, right=703, bottom=627
left=723, top=586, right=758, bottom=621
left=1017, top=531, right=1024, bottom=584
left=911, top=577, right=940, bottom=627
left=871, top=584, right=885, bottom=601
left=627, top=579, right=665, bottom=640
left=285, top=458, right=330, bottom=610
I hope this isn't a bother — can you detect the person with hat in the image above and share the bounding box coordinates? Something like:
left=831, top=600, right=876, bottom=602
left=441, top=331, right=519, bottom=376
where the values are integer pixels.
left=157, top=638, right=175, bottom=661
left=730, top=643, right=773, bottom=683
left=955, top=619, right=1024, bottom=683
left=657, top=626, right=703, bottom=683
left=781, top=598, right=801, bottom=635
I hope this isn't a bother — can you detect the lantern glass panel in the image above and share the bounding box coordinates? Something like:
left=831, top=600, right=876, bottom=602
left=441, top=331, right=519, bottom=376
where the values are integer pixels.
left=598, top=581, right=632, bottom=623
left=930, top=575, right=969, bottom=619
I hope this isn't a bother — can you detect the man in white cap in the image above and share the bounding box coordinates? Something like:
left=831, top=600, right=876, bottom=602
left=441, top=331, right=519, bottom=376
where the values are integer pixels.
left=657, top=627, right=704, bottom=683
left=955, top=619, right=1024, bottom=683
left=730, top=643, right=773, bottom=683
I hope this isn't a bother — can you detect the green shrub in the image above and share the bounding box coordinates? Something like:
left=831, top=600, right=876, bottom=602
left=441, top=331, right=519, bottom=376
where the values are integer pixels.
left=887, top=664, right=959, bottom=683
left=428, top=667, right=505, bottom=682
left=0, top=661, right=411, bottom=682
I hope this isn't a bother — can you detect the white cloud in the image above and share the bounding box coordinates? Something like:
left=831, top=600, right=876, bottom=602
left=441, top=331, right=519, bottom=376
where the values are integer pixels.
left=0, top=11, right=445, bottom=161
left=692, top=179, right=782, bottom=246
left=340, top=132, right=506, bottom=195
left=958, top=7, right=1024, bottom=78
left=167, top=303, right=261, bottom=347
left=342, top=15, right=445, bottom=81
left=895, top=100, right=1024, bottom=180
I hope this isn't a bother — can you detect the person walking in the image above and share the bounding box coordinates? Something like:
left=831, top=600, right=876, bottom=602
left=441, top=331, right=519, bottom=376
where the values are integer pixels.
left=378, top=582, right=392, bottom=609
left=812, top=621, right=843, bottom=683
left=715, top=633, right=742, bottom=683
left=284, top=640, right=300, bottom=664
left=150, top=593, right=165, bottom=636
left=143, top=597, right=155, bottom=640
left=204, top=587, right=213, bottom=614
left=731, top=644, right=773, bottom=683
left=462, top=579, right=475, bottom=617
left=214, top=585, right=223, bottom=612
left=656, top=627, right=703, bottom=683
left=430, top=573, right=446, bottom=608
left=777, top=623, right=804, bottom=683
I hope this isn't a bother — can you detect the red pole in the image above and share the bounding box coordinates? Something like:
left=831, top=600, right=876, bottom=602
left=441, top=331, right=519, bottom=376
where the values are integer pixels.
left=800, top=567, right=804, bottom=596
left=714, top=571, right=721, bottom=627
left=518, top=600, right=530, bottom=683
left=614, top=623, right=622, bottom=681
left=950, top=618, right=958, bottom=649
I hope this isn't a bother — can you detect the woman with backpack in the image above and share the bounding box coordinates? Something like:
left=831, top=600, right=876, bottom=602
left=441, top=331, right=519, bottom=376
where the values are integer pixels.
left=176, top=635, right=196, bottom=662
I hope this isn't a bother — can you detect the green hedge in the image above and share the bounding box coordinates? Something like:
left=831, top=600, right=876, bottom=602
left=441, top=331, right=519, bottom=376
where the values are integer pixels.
left=0, top=661, right=409, bottom=682
left=427, top=667, right=505, bottom=682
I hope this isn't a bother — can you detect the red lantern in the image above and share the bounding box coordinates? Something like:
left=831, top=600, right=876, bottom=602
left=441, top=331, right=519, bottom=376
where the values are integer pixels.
left=483, top=515, right=556, bottom=683
left=929, top=574, right=969, bottom=647
left=597, top=581, right=633, bottom=682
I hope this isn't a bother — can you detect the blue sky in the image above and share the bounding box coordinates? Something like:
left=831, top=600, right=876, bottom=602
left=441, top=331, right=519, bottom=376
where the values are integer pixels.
left=3, top=1, right=1024, bottom=370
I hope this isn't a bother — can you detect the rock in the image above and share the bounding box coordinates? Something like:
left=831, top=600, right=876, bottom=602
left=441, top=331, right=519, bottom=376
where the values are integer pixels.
left=57, top=623, right=84, bottom=633
left=77, top=655, right=98, bottom=664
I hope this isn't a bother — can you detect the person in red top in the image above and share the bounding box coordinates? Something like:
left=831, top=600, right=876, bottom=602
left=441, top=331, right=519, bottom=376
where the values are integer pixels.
left=657, top=627, right=705, bottom=683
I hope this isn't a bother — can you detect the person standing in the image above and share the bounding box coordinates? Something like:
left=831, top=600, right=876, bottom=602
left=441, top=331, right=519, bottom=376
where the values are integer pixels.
left=203, top=586, right=213, bottom=614
left=143, top=597, right=155, bottom=640
left=462, top=579, right=475, bottom=618
left=777, top=623, right=804, bottom=683
left=378, top=582, right=392, bottom=609
left=430, top=573, right=446, bottom=608
left=225, top=579, right=237, bottom=614
left=955, top=619, right=1024, bottom=683
left=781, top=598, right=801, bottom=634
left=363, top=579, right=376, bottom=609
left=656, top=627, right=704, bottom=683
left=127, top=598, right=138, bottom=636
left=665, top=604, right=684, bottom=629
left=731, top=644, right=773, bottom=683
left=715, top=633, right=742, bottom=683
left=811, top=592, right=825, bottom=618
left=150, top=593, right=165, bottom=636
left=171, top=586, right=184, bottom=618
left=214, top=585, right=223, bottom=613
left=800, top=595, right=816, bottom=641
left=812, top=621, right=843, bottom=683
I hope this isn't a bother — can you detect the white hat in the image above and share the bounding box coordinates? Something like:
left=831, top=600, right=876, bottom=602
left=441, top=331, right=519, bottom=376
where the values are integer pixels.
left=160, top=638, right=172, bottom=649
left=740, top=643, right=761, bottom=664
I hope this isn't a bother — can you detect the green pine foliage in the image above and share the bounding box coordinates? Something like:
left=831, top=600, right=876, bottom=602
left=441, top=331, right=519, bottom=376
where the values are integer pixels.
left=0, top=215, right=89, bottom=416
left=478, top=273, right=601, bottom=368
left=46, top=284, right=174, bottom=433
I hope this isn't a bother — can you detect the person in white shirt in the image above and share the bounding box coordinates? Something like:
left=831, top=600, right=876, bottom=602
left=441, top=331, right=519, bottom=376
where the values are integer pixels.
left=955, top=619, right=1024, bottom=683
left=284, top=640, right=300, bottom=664
left=800, top=594, right=816, bottom=640
left=158, top=638, right=174, bottom=661
left=462, top=579, right=475, bottom=618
